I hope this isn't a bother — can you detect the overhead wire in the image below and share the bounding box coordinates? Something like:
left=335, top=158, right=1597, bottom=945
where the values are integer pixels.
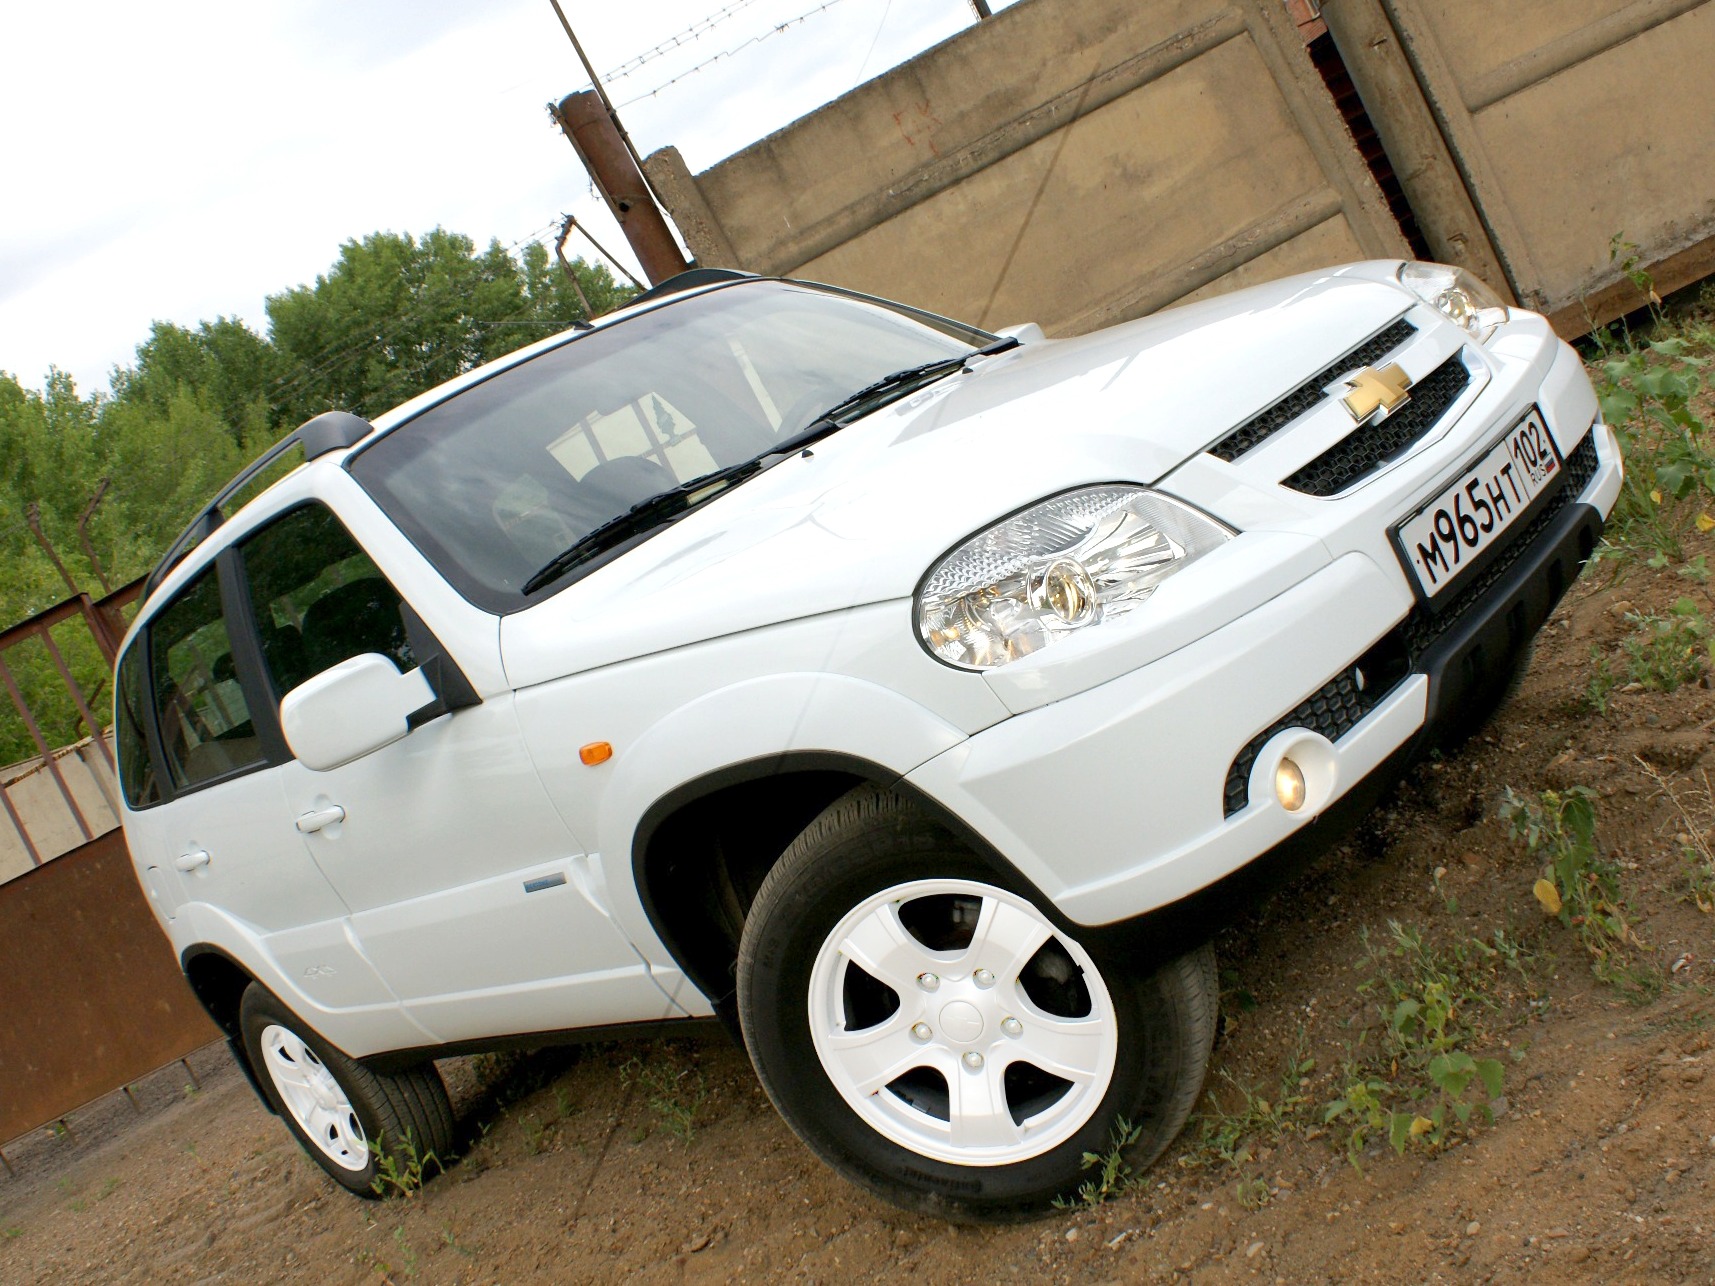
left=616, top=0, right=858, bottom=108
left=602, top=0, right=771, bottom=82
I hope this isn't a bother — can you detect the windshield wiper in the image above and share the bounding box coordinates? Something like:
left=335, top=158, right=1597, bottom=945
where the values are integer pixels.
left=521, top=458, right=766, bottom=594
left=521, top=337, right=1019, bottom=596
left=790, top=336, right=1019, bottom=432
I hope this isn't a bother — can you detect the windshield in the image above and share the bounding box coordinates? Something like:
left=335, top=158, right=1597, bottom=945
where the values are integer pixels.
left=348, top=280, right=993, bottom=612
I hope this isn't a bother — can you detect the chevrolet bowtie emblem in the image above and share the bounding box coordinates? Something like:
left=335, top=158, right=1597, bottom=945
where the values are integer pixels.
left=1341, top=363, right=1412, bottom=422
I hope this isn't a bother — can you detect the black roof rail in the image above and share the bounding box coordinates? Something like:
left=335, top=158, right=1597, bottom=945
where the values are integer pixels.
left=627, top=267, right=756, bottom=307
left=140, top=410, right=375, bottom=605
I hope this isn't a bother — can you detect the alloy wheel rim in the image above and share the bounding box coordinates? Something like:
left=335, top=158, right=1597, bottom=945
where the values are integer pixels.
left=259, top=1024, right=369, bottom=1172
left=807, top=878, right=1118, bottom=1167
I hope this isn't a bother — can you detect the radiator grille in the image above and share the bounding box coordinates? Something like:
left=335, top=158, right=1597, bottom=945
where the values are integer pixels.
left=1283, top=352, right=1472, bottom=497
left=1207, top=318, right=1417, bottom=463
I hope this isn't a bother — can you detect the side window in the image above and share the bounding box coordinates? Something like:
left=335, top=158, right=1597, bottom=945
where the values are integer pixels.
left=114, top=641, right=161, bottom=808
left=240, top=505, right=416, bottom=698
left=149, top=566, right=266, bottom=790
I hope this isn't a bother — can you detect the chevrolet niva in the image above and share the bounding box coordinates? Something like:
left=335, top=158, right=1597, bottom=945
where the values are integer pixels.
left=116, top=262, right=1620, bottom=1219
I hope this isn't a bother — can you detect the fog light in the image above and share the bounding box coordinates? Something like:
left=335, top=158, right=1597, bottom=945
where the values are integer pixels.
left=1275, top=758, right=1306, bottom=811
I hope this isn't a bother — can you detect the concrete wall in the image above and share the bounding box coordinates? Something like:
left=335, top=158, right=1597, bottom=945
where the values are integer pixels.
left=1329, top=0, right=1715, bottom=331
left=0, top=735, right=122, bottom=884
left=645, top=0, right=1410, bottom=336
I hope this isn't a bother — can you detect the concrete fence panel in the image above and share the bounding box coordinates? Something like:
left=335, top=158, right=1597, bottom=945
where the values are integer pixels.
left=1330, top=0, right=1715, bottom=331
left=646, top=0, right=1410, bottom=335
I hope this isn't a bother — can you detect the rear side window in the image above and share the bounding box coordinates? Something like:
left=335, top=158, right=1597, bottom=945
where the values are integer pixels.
left=149, top=567, right=265, bottom=790
left=114, top=642, right=161, bottom=809
left=239, top=504, right=416, bottom=698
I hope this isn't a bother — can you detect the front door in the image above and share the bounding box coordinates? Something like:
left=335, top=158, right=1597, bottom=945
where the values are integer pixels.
left=234, top=501, right=676, bottom=1046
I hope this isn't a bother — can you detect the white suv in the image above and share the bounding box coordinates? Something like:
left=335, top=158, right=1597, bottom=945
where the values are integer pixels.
left=116, top=263, right=1619, bottom=1218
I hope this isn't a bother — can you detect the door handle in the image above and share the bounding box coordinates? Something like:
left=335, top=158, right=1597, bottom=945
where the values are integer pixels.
left=174, top=849, right=210, bottom=872
left=295, top=805, right=347, bottom=834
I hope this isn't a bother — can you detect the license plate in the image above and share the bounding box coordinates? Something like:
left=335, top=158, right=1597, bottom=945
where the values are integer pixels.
left=1397, top=409, right=1562, bottom=598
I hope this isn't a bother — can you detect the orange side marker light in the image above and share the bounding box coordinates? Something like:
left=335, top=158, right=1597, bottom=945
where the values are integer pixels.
left=579, top=742, right=613, bottom=766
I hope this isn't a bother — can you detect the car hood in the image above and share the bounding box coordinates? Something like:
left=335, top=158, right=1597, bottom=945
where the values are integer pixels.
left=501, top=267, right=1412, bottom=686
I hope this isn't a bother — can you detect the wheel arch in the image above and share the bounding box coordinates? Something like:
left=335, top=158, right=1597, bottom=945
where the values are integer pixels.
left=630, top=752, right=1055, bottom=1032
left=180, top=944, right=276, bottom=1114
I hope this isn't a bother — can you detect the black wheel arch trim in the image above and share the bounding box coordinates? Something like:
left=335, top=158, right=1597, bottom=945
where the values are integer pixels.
left=179, top=944, right=276, bottom=1114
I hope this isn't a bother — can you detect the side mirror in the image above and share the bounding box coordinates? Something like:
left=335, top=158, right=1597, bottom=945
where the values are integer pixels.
left=280, top=654, right=436, bottom=771
left=995, top=321, right=1045, bottom=345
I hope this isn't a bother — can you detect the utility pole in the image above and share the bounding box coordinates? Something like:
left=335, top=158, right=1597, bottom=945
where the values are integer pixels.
left=546, top=1, right=691, bottom=286
left=550, top=90, right=690, bottom=285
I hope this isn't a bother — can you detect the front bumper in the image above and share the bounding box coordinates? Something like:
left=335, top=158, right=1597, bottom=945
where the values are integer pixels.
left=906, top=422, right=1620, bottom=928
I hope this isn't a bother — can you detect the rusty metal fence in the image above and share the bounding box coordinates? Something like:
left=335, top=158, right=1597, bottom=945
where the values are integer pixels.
left=0, top=582, right=137, bottom=879
left=0, top=578, right=219, bottom=1155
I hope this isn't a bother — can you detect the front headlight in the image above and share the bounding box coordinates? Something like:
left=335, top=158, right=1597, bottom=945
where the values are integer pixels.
left=916, top=485, right=1231, bottom=671
left=1397, top=261, right=1508, bottom=342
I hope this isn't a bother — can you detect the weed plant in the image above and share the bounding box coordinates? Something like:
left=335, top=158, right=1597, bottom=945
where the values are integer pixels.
left=619, top=1052, right=707, bottom=1144
left=1055, top=1117, right=1143, bottom=1209
left=1323, top=923, right=1512, bottom=1166
left=1586, top=597, right=1713, bottom=711
left=1587, top=248, right=1715, bottom=564
left=1500, top=786, right=1656, bottom=997
left=369, top=1130, right=443, bottom=1198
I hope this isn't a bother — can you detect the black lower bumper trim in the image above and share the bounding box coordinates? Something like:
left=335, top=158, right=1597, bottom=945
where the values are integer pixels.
left=1412, top=497, right=1602, bottom=745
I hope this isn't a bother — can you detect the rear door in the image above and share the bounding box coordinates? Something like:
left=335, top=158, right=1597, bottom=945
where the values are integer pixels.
left=124, top=557, right=398, bottom=1020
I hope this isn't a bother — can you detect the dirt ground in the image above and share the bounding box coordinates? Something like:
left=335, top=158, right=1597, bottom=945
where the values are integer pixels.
left=4, top=475, right=1715, bottom=1286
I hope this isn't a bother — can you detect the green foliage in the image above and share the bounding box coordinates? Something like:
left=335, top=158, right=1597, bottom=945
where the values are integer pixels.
left=1500, top=786, right=1651, bottom=994
left=368, top=1130, right=442, bottom=1198
left=1322, top=923, right=1510, bottom=1166
left=0, top=227, right=631, bottom=764
left=1589, top=248, right=1713, bottom=563
left=1183, top=1043, right=1315, bottom=1171
left=1585, top=597, right=1713, bottom=713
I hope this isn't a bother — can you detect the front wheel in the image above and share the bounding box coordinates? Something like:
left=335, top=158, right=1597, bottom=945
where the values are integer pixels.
left=736, top=787, right=1217, bottom=1220
left=239, top=984, right=454, bottom=1197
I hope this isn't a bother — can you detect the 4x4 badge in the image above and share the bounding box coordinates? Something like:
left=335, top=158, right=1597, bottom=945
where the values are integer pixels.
left=1342, top=363, right=1412, bottom=422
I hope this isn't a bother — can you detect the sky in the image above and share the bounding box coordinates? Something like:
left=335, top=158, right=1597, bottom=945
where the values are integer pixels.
left=0, top=0, right=1019, bottom=396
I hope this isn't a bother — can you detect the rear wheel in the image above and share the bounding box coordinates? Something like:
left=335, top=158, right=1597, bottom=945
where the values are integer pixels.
left=239, top=984, right=453, bottom=1197
left=737, top=786, right=1217, bottom=1220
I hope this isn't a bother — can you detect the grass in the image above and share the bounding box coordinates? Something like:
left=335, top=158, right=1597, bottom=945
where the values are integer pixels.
left=1586, top=267, right=1715, bottom=568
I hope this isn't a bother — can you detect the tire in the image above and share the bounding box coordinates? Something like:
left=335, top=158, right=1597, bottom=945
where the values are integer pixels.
left=238, top=983, right=454, bottom=1197
left=736, top=786, right=1217, bottom=1221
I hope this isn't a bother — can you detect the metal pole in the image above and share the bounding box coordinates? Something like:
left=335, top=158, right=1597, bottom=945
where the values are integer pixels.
left=560, top=214, right=644, bottom=290
left=76, top=480, right=114, bottom=596
left=0, top=651, right=95, bottom=844
left=969, top=0, right=993, bottom=17
left=553, top=218, right=596, bottom=316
